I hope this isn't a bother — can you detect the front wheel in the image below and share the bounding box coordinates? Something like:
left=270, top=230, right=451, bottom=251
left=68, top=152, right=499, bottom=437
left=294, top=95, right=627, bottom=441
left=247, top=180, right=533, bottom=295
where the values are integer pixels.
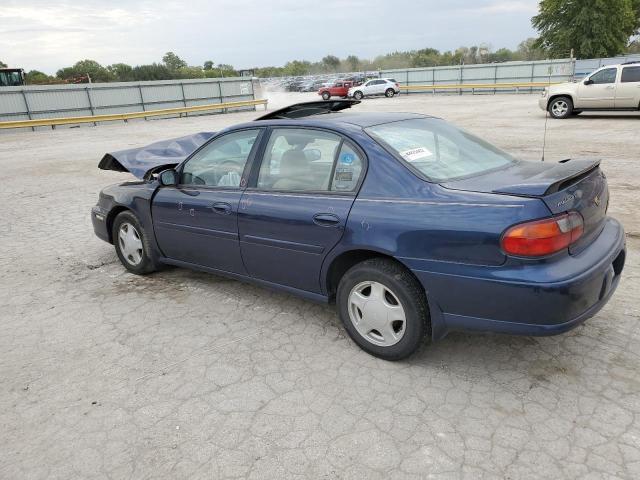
left=321, top=92, right=330, bottom=100
left=112, top=211, right=158, bottom=275
left=385, top=88, right=395, bottom=98
left=336, top=258, right=430, bottom=360
left=548, top=96, right=573, bottom=119
left=353, top=90, right=364, bottom=100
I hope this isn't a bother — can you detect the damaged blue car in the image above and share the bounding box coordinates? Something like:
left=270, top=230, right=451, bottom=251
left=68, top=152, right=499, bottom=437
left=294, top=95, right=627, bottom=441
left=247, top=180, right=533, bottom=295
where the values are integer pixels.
left=92, top=100, right=626, bottom=360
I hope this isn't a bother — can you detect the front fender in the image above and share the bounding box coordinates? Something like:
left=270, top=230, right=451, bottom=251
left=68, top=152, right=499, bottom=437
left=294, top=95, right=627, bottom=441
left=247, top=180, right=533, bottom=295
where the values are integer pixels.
left=96, top=181, right=163, bottom=258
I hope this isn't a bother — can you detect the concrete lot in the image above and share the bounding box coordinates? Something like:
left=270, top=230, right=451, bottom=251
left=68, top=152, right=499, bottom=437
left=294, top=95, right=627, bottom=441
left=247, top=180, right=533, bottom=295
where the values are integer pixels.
left=1, top=92, right=639, bottom=479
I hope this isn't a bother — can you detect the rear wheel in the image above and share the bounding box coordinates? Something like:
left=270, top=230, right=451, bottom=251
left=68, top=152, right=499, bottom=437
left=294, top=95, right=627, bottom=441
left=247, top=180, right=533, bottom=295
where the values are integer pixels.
left=112, top=211, right=158, bottom=275
left=321, top=91, right=330, bottom=100
left=385, top=88, right=395, bottom=98
left=336, top=258, right=430, bottom=360
left=353, top=90, right=364, bottom=100
left=548, top=96, right=573, bottom=119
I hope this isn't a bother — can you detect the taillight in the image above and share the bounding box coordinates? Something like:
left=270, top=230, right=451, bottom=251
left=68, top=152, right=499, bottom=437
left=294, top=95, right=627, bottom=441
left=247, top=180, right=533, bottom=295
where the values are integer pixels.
left=501, top=212, right=584, bottom=257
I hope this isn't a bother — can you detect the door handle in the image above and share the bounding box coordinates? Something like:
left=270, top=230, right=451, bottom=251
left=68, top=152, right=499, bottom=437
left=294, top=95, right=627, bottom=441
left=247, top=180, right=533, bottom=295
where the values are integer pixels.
left=313, top=213, right=340, bottom=227
left=210, top=202, right=232, bottom=215
left=605, top=86, right=615, bottom=89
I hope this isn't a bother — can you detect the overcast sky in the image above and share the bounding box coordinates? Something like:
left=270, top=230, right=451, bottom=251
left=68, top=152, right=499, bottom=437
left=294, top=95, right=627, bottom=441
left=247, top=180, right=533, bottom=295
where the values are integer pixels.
left=1, top=0, right=539, bottom=74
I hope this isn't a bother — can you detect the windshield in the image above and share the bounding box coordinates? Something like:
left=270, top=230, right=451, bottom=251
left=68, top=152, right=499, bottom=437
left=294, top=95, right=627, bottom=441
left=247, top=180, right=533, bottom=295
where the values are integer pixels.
left=366, top=118, right=517, bottom=182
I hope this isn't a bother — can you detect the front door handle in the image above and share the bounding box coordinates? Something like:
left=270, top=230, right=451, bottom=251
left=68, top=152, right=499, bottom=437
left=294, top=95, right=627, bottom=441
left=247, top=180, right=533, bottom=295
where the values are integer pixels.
left=313, top=213, right=340, bottom=227
left=210, top=202, right=232, bottom=215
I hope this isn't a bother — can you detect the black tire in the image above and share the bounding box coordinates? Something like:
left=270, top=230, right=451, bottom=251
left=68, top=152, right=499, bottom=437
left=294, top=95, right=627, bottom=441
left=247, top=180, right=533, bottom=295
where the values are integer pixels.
left=385, top=88, right=395, bottom=98
left=548, top=96, right=573, bottom=119
left=112, top=210, right=158, bottom=275
left=336, top=258, right=430, bottom=361
left=321, top=92, right=331, bottom=100
left=353, top=90, right=364, bottom=100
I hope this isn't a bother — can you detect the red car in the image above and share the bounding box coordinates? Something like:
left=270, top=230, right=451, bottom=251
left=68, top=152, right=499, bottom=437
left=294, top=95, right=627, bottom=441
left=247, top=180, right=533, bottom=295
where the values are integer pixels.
left=318, top=81, right=353, bottom=100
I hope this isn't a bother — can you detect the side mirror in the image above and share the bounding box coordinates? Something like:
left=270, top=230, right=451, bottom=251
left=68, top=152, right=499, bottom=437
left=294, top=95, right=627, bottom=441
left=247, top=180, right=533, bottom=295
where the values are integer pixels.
left=584, top=79, right=594, bottom=85
left=158, top=169, right=178, bottom=186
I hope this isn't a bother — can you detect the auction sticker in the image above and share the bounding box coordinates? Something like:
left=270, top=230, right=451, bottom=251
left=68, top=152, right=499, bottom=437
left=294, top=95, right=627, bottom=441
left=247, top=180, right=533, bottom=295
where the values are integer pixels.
left=400, top=147, right=432, bottom=161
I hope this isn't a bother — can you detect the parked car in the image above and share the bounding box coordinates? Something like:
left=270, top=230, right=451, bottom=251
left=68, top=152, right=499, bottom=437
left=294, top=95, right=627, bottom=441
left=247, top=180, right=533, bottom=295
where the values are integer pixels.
left=93, top=100, right=625, bottom=360
left=318, top=81, right=353, bottom=100
left=348, top=78, right=400, bottom=99
left=540, top=61, right=640, bottom=118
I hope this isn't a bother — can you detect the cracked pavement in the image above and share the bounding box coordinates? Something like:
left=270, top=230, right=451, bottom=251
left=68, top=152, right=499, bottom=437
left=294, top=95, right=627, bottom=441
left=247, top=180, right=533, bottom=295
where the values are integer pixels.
left=1, top=93, right=639, bottom=479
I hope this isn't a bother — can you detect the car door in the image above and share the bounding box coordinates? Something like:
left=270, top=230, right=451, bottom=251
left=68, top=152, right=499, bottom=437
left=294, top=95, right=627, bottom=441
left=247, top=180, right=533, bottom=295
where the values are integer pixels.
left=238, top=127, right=365, bottom=293
left=152, top=128, right=263, bottom=273
left=615, top=65, right=640, bottom=109
left=361, top=80, right=376, bottom=96
left=576, top=67, right=618, bottom=109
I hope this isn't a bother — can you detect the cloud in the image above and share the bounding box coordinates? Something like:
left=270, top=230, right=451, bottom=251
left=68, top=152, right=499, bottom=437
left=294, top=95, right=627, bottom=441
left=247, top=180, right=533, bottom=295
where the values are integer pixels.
left=0, top=0, right=539, bottom=73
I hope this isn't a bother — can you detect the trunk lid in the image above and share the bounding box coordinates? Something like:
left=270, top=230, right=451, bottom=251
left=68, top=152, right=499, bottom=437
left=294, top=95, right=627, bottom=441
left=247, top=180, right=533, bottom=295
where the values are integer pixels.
left=442, top=159, right=608, bottom=254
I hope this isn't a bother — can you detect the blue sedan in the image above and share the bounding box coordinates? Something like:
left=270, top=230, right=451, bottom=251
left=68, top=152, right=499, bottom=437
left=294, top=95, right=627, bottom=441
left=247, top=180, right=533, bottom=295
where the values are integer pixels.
left=92, top=101, right=626, bottom=360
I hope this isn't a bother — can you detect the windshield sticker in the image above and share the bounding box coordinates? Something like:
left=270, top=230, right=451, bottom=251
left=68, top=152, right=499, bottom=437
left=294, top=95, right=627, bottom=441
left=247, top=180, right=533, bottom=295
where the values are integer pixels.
left=400, top=147, right=432, bottom=162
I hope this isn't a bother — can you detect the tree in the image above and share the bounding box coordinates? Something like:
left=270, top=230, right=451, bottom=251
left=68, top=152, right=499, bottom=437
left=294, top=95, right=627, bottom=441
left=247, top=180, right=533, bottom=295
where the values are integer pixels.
left=132, top=63, right=173, bottom=81
left=25, top=70, right=53, bottom=84
left=346, top=55, right=360, bottom=71
left=0, top=60, right=6, bottom=68
left=322, top=55, right=340, bottom=72
left=533, top=0, right=637, bottom=58
left=517, top=38, right=547, bottom=60
left=56, top=59, right=113, bottom=82
left=411, top=48, right=441, bottom=67
left=162, top=52, right=187, bottom=71
left=203, top=60, right=214, bottom=70
left=107, top=63, right=134, bottom=82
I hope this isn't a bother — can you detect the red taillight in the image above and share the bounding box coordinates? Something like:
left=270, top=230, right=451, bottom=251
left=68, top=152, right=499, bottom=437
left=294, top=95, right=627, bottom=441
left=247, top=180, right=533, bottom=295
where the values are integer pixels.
left=501, top=212, right=584, bottom=257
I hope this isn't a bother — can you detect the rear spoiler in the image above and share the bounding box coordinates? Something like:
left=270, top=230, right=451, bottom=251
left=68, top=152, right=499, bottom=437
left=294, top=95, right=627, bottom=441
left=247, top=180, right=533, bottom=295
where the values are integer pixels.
left=255, top=100, right=360, bottom=120
left=98, top=132, right=216, bottom=179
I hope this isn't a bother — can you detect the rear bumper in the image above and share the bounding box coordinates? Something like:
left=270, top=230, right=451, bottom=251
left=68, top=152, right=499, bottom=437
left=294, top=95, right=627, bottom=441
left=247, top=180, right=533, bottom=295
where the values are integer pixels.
left=409, top=217, right=626, bottom=340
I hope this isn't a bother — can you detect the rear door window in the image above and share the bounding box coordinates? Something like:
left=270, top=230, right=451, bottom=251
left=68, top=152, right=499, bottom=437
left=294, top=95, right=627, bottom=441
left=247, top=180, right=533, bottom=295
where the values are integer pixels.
left=257, top=129, right=363, bottom=192
left=621, top=66, right=640, bottom=83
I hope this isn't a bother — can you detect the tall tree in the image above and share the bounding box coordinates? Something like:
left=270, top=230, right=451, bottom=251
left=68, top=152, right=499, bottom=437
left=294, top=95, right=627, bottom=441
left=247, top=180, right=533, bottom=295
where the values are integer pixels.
left=346, top=55, right=360, bottom=71
left=322, top=55, right=340, bottom=72
left=162, top=52, right=187, bottom=70
left=203, top=60, right=214, bottom=70
left=0, top=60, right=7, bottom=68
left=533, top=0, right=637, bottom=58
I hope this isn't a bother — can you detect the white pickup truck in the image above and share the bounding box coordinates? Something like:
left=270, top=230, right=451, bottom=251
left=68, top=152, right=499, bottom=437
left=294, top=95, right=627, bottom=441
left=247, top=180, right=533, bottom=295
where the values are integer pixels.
left=540, top=62, right=640, bottom=118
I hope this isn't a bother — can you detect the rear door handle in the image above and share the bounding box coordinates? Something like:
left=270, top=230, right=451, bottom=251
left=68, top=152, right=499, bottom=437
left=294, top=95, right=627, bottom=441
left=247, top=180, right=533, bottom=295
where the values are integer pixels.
left=313, top=213, right=340, bottom=227
left=210, top=202, right=232, bottom=215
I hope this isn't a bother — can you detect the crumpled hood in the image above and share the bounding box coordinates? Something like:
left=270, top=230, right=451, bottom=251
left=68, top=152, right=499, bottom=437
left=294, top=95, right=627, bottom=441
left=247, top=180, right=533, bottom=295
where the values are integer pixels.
left=98, top=132, right=216, bottom=179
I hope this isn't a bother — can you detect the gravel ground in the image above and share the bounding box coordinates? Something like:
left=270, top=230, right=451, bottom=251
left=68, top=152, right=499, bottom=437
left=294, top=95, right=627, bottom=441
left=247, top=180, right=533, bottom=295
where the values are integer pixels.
left=1, top=92, right=639, bottom=480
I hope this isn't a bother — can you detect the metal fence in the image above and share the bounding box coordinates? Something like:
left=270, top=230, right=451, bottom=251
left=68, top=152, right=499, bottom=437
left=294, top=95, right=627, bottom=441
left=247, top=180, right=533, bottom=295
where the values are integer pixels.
left=0, top=77, right=256, bottom=125
left=574, top=54, right=640, bottom=78
left=379, top=59, right=575, bottom=94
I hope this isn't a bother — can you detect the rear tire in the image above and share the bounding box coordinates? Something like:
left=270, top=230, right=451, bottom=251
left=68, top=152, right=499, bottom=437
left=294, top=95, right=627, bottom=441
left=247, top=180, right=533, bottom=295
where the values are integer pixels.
left=548, top=96, right=573, bottom=119
left=112, top=211, right=158, bottom=275
left=336, top=258, right=430, bottom=361
left=353, top=90, right=364, bottom=100
left=321, top=92, right=330, bottom=100
left=385, top=88, right=395, bottom=98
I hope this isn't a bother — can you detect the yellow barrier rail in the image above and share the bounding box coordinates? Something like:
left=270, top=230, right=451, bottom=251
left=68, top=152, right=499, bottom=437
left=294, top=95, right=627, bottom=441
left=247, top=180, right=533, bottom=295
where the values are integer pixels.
left=399, top=81, right=560, bottom=91
left=0, top=98, right=268, bottom=130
